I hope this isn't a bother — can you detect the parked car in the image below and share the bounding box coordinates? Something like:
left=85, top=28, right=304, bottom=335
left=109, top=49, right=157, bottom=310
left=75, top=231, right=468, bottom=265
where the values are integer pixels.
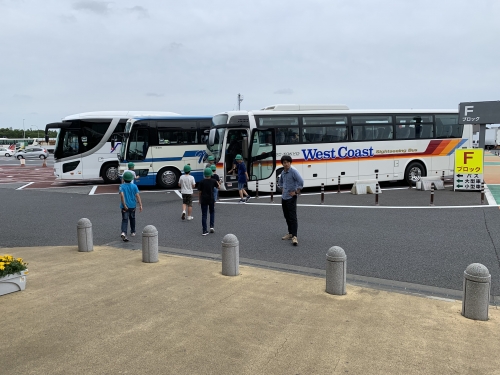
left=0, top=147, right=15, bottom=157
left=14, top=147, right=49, bottom=159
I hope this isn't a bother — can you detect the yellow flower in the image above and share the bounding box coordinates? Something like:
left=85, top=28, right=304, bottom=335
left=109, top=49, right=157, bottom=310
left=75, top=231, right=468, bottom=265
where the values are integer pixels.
left=0, top=265, right=4, bottom=270
left=17, top=258, right=23, bottom=262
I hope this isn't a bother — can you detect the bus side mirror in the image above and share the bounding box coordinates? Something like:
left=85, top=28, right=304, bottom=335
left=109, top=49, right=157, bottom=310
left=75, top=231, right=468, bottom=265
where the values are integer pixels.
left=111, top=135, right=116, bottom=149
left=45, top=135, right=49, bottom=143
left=208, top=129, right=215, bottom=146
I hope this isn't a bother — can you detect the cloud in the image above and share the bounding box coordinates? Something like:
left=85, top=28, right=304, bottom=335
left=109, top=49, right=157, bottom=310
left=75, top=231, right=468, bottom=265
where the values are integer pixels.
left=59, top=14, right=77, bottom=23
left=146, top=93, right=164, bottom=97
left=169, top=42, right=183, bottom=52
left=12, top=94, right=32, bottom=100
left=127, top=5, right=148, bottom=18
left=72, top=1, right=112, bottom=15
left=274, top=89, right=294, bottom=95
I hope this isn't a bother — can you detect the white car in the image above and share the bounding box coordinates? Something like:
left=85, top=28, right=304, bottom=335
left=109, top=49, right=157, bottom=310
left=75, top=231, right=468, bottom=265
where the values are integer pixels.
left=0, top=147, right=15, bottom=157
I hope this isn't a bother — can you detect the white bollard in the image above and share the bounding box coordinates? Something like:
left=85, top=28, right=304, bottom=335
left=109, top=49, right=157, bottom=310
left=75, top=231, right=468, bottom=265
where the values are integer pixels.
left=77, top=218, right=93, bottom=252
left=221, top=234, right=239, bottom=276
left=142, top=225, right=159, bottom=263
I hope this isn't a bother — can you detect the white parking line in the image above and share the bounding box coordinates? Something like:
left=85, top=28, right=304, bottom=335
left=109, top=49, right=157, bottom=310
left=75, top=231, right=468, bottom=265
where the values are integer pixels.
left=174, top=190, right=182, bottom=198
left=16, top=182, right=34, bottom=190
left=89, top=186, right=98, bottom=195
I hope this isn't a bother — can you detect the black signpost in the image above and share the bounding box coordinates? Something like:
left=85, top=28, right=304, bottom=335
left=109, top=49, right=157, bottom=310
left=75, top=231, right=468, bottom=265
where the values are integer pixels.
left=458, top=101, right=500, bottom=149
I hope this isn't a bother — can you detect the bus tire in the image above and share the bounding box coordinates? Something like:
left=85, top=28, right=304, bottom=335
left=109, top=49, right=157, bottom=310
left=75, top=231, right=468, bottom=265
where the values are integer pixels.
left=275, top=168, right=283, bottom=194
left=404, top=161, right=426, bottom=185
left=157, top=167, right=180, bottom=189
left=101, top=163, right=120, bottom=184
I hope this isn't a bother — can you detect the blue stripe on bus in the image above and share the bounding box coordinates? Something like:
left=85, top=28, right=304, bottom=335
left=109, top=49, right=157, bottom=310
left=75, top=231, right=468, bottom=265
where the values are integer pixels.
left=447, top=139, right=468, bottom=155
left=135, top=170, right=205, bottom=186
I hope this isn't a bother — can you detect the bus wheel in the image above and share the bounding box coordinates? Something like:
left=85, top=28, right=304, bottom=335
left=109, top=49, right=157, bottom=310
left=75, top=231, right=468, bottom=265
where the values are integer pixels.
left=157, top=167, right=180, bottom=189
left=275, top=168, right=283, bottom=194
left=405, top=161, right=425, bottom=185
left=102, top=163, right=120, bottom=184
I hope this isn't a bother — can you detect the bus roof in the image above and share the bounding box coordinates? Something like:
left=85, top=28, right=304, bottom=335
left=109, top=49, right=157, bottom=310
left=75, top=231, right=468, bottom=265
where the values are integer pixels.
left=261, top=104, right=349, bottom=111
left=63, top=111, right=180, bottom=121
left=131, top=115, right=212, bottom=121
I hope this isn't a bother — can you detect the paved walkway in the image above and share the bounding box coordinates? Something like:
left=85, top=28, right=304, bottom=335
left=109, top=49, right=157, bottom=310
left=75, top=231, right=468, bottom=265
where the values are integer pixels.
left=485, top=151, right=500, bottom=205
left=2, top=246, right=500, bottom=375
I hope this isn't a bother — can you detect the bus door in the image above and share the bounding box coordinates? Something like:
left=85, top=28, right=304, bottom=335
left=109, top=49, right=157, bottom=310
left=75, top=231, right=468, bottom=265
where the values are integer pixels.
left=127, top=125, right=155, bottom=185
left=247, top=128, right=276, bottom=191
left=57, top=128, right=84, bottom=180
left=223, top=129, right=249, bottom=191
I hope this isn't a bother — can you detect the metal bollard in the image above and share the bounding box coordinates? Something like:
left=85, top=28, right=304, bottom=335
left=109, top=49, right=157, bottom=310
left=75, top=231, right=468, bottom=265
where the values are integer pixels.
left=325, top=246, right=346, bottom=295
left=42, top=158, right=47, bottom=168
left=77, top=218, right=93, bottom=252
left=20, top=158, right=25, bottom=167
left=270, top=182, right=274, bottom=203
left=481, top=181, right=484, bottom=204
left=375, top=183, right=380, bottom=206
left=321, top=183, right=324, bottom=204
left=221, top=234, right=239, bottom=276
left=430, top=183, right=435, bottom=206
left=255, top=180, right=259, bottom=199
left=142, top=225, right=158, bottom=263
left=462, top=263, right=491, bottom=321
left=337, top=176, right=341, bottom=193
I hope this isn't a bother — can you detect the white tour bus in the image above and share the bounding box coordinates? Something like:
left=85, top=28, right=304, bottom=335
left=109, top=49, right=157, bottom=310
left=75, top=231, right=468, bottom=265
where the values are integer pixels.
left=207, top=104, right=472, bottom=192
left=45, top=111, right=179, bottom=183
left=118, top=115, right=213, bottom=188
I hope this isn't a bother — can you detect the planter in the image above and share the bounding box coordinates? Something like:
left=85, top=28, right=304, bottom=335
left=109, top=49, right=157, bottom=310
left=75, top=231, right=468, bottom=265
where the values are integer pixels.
left=0, top=270, right=28, bottom=296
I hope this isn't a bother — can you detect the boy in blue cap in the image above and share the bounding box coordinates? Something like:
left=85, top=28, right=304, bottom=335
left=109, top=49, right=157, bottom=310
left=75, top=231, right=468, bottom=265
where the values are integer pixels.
left=198, top=167, right=219, bottom=235
left=119, top=171, right=143, bottom=241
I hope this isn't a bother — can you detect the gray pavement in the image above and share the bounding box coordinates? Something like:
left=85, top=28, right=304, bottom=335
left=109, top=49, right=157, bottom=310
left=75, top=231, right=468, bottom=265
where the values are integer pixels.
left=2, top=245, right=500, bottom=375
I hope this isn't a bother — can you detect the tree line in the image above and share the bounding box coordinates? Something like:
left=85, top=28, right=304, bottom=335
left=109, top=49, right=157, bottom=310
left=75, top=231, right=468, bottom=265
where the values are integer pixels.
left=0, top=128, right=58, bottom=138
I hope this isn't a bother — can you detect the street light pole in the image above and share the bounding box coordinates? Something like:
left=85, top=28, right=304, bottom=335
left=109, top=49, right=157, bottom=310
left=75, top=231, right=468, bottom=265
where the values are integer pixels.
left=23, top=119, right=25, bottom=139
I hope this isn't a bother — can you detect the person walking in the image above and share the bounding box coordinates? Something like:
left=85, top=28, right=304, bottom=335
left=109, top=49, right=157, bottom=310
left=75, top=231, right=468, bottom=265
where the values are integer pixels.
left=122, top=162, right=139, bottom=183
left=233, top=154, right=251, bottom=203
left=198, top=167, right=219, bottom=236
left=277, top=155, right=303, bottom=246
left=178, top=164, right=196, bottom=221
left=119, top=171, right=143, bottom=242
left=210, top=164, right=221, bottom=202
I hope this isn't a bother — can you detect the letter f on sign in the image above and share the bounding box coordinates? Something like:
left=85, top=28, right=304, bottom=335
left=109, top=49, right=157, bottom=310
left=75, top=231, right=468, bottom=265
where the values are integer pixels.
left=463, top=152, right=474, bottom=164
left=464, top=106, right=474, bottom=116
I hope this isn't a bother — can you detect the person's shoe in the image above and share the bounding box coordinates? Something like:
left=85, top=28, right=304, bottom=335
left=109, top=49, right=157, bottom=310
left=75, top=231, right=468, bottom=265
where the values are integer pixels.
left=131, top=232, right=136, bottom=237
left=209, top=228, right=215, bottom=233
left=121, top=233, right=129, bottom=242
left=181, top=211, right=186, bottom=220
left=245, top=196, right=252, bottom=202
left=187, top=216, right=194, bottom=221
left=282, top=233, right=293, bottom=240
left=202, top=231, right=209, bottom=236
left=238, top=199, right=246, bottom=204
left=292, top=236, right=298, bottom=246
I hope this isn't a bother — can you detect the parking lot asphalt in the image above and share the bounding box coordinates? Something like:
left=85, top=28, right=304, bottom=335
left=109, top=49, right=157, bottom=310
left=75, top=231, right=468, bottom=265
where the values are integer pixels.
left=2, top=245, right=500, bottom=375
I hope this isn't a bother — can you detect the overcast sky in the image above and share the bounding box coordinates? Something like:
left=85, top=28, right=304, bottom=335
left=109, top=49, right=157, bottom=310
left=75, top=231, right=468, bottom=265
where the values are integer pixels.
left=1, top=0, right=499, bottom=131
